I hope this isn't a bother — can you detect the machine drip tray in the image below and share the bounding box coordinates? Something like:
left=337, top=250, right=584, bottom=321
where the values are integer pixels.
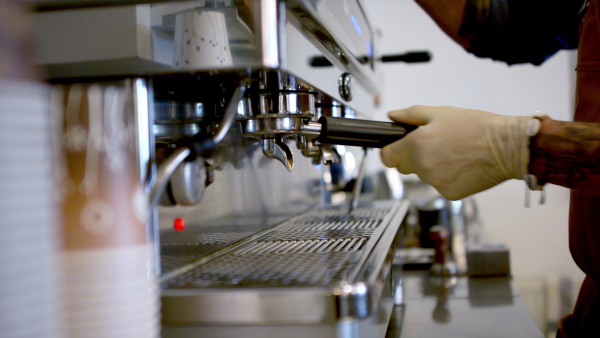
left=160, top=199, right=408, bottom=326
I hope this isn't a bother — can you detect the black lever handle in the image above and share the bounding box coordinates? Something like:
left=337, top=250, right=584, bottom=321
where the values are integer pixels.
left=316, top=116, right=418, bottom=148
left=381, top=51, right=432, bottom=63
left=310, top=51, right=432, bottom=67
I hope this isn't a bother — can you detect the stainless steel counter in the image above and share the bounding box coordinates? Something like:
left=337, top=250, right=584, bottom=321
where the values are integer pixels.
left=387, top=271, right=544, bottom=338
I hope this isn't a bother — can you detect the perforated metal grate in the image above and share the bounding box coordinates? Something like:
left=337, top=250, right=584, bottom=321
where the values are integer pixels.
left=291, top=206, right=392, bottom=224
left=160, top=226, right=257, bottom=274
left=163, top=203, right=396, bottom=289
left=233, top=237, right=368, bottom=255
left=167, top=252, right=359, bottom=287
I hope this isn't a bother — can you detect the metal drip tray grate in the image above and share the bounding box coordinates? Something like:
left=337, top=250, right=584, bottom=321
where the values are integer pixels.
left=234, top=237, right=368, bottom=255
left=164, top=205, right=392, bottom=289
left=160, top=225, right=261, bottom=275
left=161, top=200, right=409, bottom=325
left=169, top=252, right=360, bottom=288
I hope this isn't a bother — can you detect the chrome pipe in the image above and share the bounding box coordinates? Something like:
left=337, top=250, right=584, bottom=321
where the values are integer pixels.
left=212, top=80, right=250, bottom=145
left=149, top=147, right=190, bottom=208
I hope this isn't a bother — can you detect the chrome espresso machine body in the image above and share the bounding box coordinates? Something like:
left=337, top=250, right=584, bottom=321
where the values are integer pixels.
left=32, top=1, right=411, bottom=337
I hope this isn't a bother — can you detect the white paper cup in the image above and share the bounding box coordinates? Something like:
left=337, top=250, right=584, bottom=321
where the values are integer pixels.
left=173, top=9, right=233, bottom=69
left=56, top=82, right=159, bottom=338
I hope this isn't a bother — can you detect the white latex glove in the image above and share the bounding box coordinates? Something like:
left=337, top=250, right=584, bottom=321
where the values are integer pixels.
left=380, top=105, right=531, bottom=200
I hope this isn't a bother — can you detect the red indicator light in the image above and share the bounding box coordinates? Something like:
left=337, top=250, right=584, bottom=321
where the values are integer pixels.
left=174, top=218, right=185, bottom=231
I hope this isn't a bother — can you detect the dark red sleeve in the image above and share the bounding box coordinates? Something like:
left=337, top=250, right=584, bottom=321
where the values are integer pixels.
left=458, top=0, right=582, bottom=65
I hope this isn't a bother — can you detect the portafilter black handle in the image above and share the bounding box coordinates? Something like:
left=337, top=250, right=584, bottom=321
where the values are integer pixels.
left=316, top=116, right=418, bottom=148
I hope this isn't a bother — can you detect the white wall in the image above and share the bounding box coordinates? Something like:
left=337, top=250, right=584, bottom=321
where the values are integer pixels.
left=364, top=0, right=584, bottom=292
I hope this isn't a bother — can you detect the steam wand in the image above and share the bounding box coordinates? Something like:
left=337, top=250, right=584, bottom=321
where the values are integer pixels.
left=348, top=147, right=369, bottom=214
left=299, top=117, right=417, bottom=212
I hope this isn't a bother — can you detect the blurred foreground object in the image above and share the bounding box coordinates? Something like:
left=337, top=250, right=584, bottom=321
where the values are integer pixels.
left=0, top=1, right=62, bottom=336
left=54, top=82, right=160, bottom=337
left=0, top=80, right=63, bottom=338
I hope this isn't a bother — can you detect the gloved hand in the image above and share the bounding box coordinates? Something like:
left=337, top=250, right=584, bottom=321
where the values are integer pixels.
left=380, top=105, right=531, bottom=200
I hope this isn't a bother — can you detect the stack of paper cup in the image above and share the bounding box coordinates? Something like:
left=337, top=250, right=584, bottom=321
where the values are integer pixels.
left=0, top=81, right=63, bottom=337
left=63, top=246, right=159, bottom=336
left=54, top=82, right=159, bottom=338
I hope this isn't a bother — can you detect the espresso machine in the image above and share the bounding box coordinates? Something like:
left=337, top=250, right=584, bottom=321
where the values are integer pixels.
left=30, top=1, right=427, bottom=336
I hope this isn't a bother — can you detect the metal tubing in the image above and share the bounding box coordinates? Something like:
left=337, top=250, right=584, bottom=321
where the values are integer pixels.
left=149, top=147, right=190, bottom=208
left=212, top=80, right=250, bottom=145
left=349, top=147, right=369, bottom=214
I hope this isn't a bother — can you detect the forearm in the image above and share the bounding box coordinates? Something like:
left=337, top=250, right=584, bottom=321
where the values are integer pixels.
left=530, top=119, right=600, bottom=193
left=415, top=0, right=471, bottom=49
